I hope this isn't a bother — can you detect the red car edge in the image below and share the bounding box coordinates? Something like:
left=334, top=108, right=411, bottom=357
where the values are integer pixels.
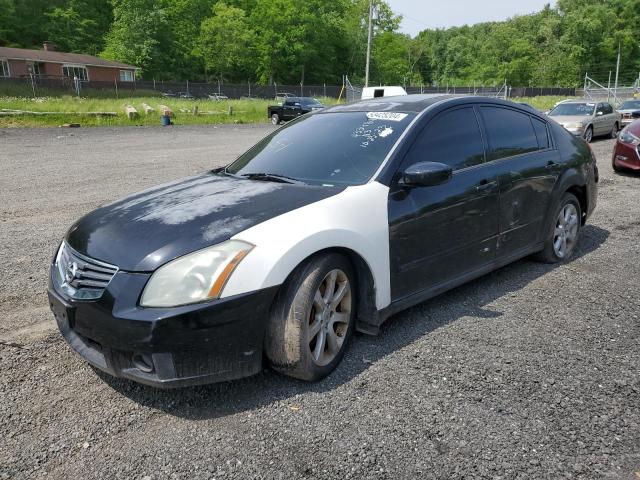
left=613, top=119, right=640, bottom=172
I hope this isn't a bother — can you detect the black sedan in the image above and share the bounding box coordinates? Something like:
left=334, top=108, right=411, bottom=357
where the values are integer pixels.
left=48, top=95, right=598, bottom=388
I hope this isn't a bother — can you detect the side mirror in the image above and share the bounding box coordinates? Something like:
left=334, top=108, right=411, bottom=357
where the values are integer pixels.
left=597, top=111, right=604, bottom=116
left=401, top=162, right=452, bottom=187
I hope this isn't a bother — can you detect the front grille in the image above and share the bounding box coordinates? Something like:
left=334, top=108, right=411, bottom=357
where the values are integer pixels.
left=54, top=243, right=118, bottom=299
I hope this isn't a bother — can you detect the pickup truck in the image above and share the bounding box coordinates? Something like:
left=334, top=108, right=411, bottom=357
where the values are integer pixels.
left=267, top=97, right=325, bottom=125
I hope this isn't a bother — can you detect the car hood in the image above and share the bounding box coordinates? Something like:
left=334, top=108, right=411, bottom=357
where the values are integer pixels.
left=619, top=109, right=640, bottom=114
left=550, top=115, right=590, bottom=125
left=66, top=172, right=341, bottom=271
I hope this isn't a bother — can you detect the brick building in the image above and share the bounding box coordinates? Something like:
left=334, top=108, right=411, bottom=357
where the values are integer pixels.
left=0, top=42, right=138, bottom=83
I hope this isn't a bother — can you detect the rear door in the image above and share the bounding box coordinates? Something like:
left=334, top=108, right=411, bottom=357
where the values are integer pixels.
left=282, top=100, right=300, bottom=121
left=388, top=106, right=500, bottom=300
left=478, top=105, right=559, bottom=259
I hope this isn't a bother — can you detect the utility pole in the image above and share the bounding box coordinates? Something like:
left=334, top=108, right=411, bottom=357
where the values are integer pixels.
left=365, top=0, right=373, bottom=87
left=614, top=42, right=621, bottom=102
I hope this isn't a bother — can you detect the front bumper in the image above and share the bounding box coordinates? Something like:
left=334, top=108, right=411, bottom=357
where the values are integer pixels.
left=612, top=141, right=640, bottom=171
left=49, top=268, right=279, bottom=388
left=564, top=125, right=586, bottom=136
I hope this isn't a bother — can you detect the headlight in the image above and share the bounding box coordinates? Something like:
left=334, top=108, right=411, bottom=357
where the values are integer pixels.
left=140, top=240, right=253, bottom=307
left=619, top=128, right=640, bottom=146
left=565, top=123, right=584, bottom=129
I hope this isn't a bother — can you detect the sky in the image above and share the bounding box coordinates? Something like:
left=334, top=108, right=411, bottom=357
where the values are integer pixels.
left=387, top=0, right=556, bottom=36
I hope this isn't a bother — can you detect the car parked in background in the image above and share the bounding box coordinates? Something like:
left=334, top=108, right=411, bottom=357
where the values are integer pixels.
left=275, top=92, right=295, bottom=101
left=361, top=86, right=408, bottom=99
left=548, top=100, right=621, bottom=142
left=48, top=95, right=598, bottom=388
left=617, top=99, right=640, bottom=127
left=268, top=97, right=325, bottom=124
left=612, top=120, right=640, bottom=172
left=208, top=93, right=229, bottom=101
left=178, top=92, right=195, bottom=99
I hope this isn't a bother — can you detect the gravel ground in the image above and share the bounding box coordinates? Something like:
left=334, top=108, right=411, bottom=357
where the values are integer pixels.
left=0, top=126, right=638, bottom=480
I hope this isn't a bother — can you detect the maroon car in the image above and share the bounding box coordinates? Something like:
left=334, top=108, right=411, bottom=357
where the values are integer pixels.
left=613, top=120, right=640, bottom=172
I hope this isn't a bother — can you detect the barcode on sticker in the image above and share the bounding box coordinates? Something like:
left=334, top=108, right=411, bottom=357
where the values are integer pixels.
left=366, top=112, right=408, bottom=122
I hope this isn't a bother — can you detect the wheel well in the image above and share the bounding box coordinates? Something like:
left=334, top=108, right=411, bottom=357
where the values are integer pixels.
left=279, top=247, right=378, bottom=334
left=566, top=185, right=588, bottom=224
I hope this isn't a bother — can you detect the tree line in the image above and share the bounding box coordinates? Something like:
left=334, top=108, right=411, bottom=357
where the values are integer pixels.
left=1, top=0, right=639, bottom=87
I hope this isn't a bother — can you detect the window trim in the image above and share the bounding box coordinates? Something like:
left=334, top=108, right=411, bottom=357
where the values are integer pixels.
left=62, top=64, right=89, bottom=81
left=119, top=69, right=134, bottom=82
left=0, top=59, right=10, bottom=77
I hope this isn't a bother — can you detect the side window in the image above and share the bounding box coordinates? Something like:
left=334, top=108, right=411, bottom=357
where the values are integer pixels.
left=403, top=107, right=485, bottom=171
left=283, top=100, right=293, bottom=107
left=604, top=104, right=613, bottom=114
left=531, top=117, right=550, bottom=150
left=596, top=103, right=605, bottom=115
left=480, top=106, right=539, bottom=161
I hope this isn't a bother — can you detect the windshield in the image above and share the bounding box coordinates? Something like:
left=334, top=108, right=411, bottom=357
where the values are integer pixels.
left=226, top=111, right=415, bottom=186
left=298, top=98, right=322, bottom=106
left=620, top=101, right=640, bottom=110
left=549, top=103, right=595, bottom=116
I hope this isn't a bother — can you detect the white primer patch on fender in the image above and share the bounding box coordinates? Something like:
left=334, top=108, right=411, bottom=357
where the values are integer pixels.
left=223, top=181, right=391, bottom=310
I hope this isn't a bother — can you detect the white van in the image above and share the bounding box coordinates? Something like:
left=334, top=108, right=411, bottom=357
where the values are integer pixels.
left=361, top=86, right=408, bottom=100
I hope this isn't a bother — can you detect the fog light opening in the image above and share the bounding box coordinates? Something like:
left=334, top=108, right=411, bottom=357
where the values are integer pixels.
left=132, top=353, right=155, bottom=373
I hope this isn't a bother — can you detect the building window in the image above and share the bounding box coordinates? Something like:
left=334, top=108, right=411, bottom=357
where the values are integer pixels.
left=62, top=65, right=89, bottom=81
left=119, top=70, right=134, bottom=82
left=26, top=62, right=43, bottom=76
left=0, top=59, right=9, bottom=77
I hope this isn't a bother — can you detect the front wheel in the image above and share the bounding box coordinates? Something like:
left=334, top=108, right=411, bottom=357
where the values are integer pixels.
left=610, top=122, right=620, bottom=139
left=265, top=253, right=355, bottom=381
left=271, top=113, right=281, bottom=125
left=583, top=126, right=594, bottom=143
left=534, top=193, right=582, bottom=263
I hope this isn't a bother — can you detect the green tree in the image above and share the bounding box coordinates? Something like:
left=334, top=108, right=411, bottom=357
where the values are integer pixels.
left=197, top=2, right=254, bottom=83
left=45, top=0, right=112, bottom=55
left=101, top=0, right=170, bottom=78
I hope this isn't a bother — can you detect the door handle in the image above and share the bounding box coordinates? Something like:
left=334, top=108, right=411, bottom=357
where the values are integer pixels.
left=545, top=160, right=557, bottom=169
left=476, top=180, right=497, bottom=192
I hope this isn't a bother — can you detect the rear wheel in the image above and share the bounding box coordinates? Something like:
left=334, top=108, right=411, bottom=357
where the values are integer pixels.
left=271, top=113, right=281, bottom=125
left=584, top=126, right=594, bottom=143
left=265, top=253, right=355, bottom=381
left=534, top=193, right=582, bottom=263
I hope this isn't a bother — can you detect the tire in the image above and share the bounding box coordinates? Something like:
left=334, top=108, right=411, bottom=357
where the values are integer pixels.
left=610, top=122, right=620, bottom=139
left=583, top=126, right=594, bottom=143
left=271, top=113, right=281, bottom=125
left=534, top=193, right=582, bottom=263
left=265, top=253, right=356, bottom=381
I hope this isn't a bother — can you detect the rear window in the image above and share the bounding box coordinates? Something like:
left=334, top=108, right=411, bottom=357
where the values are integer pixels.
left=480, top=107, right=539, bottom=160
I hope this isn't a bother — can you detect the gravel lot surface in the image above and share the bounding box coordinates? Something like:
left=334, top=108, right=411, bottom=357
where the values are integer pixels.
left=1, top=125, right=638, bottom=480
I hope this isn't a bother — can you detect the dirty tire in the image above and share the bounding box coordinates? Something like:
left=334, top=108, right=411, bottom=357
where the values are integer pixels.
left=271, top=113, right=280, bottom=125
left=611, top=122, right=620, bottom=139
left=534, top=193, right=582, bottom=264
left=584, top=126, right=594, bottom=143
left=265, top=253, right=356, bottom=381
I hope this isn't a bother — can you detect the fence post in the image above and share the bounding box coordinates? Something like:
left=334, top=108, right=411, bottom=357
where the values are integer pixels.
left=29, top=73, right=36, bottom=98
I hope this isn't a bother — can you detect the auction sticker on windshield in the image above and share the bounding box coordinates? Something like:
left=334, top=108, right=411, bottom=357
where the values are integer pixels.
left=366, top=112, right=408, bottom=122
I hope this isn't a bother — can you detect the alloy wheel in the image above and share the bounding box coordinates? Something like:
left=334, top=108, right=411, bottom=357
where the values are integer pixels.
left=553, top=203, right=579, bottom=259
left=307, top=269, right=352, bottom=367
left=584, top=127, right=593, bottom=143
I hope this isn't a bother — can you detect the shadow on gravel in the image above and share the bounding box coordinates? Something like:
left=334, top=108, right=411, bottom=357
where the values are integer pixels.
left=97, top=224, right=610, bottom=420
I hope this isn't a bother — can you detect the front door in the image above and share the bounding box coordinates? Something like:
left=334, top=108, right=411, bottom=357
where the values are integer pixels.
left=388, top=106, right=500, bottom=301
left=478, top=106, right=560, bottom=257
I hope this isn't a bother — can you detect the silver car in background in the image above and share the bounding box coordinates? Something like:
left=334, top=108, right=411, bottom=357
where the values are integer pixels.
left=548, top=101, right=621, bottom=143
left=617, top=99, right=640, bottom=127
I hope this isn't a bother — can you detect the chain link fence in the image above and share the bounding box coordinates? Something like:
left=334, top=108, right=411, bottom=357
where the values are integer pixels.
left=1, top=75, right=577, bottom=100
